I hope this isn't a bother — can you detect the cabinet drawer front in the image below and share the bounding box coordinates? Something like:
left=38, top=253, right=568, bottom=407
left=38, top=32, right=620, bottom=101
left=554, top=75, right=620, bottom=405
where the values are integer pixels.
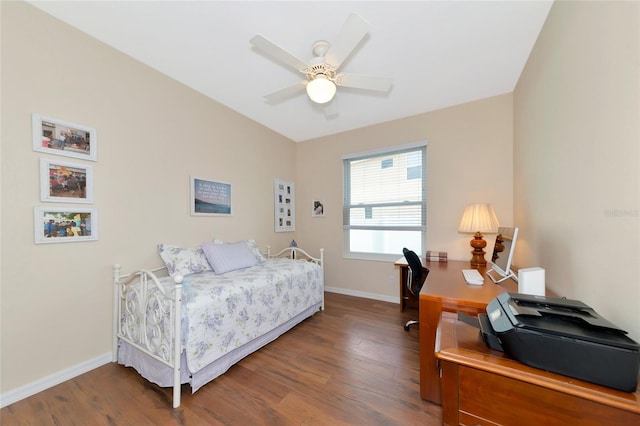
left=458, top=366, right=639, bottom=425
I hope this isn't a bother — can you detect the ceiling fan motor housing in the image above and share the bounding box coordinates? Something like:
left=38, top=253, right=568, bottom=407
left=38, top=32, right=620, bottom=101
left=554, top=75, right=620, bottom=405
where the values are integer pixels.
left=306, top=63, right=336, bottom=83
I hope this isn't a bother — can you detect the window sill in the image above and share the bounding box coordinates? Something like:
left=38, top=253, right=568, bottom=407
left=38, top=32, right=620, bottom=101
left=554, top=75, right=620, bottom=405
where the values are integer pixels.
left=343, top=252, right=403, bottom=263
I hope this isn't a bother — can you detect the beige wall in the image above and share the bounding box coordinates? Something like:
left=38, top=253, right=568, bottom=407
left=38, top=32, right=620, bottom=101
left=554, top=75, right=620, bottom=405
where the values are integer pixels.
left=1, top=2, right=298, bottom=395
left=296, top=94, right=514, bottom=299
left=514, top=1, right=640, bottom=341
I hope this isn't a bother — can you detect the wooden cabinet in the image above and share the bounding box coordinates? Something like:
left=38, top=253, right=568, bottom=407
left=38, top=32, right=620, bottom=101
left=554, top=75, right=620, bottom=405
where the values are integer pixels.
left=437, top=315, right=640, bottom=425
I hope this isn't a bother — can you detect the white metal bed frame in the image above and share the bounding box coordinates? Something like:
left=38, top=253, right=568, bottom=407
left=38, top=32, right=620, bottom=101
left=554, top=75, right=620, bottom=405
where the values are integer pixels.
left=112, top=246, right=324, bottom=408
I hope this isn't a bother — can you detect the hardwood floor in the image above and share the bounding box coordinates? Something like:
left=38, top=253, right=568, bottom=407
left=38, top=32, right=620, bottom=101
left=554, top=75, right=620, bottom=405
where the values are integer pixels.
left=1, top=292, right=442, bottom=425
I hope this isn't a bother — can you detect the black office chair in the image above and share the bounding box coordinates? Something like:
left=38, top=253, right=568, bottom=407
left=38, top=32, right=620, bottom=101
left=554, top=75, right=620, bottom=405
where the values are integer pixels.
left=403, top=248, right=429, bottom=331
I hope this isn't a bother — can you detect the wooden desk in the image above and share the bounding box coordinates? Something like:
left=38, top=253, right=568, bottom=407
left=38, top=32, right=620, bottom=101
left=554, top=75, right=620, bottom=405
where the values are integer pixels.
left=436, top=314, right=640, bottom=425
left=419, top=260, right=520, bottom=404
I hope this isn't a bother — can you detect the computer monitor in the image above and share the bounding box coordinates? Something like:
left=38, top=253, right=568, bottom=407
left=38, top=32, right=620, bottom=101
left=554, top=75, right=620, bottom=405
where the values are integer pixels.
left=487, top=226, right=519, bottom=283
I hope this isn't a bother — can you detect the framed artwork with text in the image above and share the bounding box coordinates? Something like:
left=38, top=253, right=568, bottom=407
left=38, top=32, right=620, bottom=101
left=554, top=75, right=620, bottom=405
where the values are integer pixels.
left=190, top=176, right=232, bottom=216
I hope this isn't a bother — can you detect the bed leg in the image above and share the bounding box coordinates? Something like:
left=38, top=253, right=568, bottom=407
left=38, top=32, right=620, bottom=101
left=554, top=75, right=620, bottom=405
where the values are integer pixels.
left=320, top=248, right=325, bottom=310
left=173, top=277, right=183, bottom=408
left=173, top=385, right=180, bottom=408
left=112, top=264, right=121, bottom=362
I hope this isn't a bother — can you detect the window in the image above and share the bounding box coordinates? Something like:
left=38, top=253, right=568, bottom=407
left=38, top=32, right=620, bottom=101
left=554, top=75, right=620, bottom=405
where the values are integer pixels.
left=343, top=142, right=427, bottom=261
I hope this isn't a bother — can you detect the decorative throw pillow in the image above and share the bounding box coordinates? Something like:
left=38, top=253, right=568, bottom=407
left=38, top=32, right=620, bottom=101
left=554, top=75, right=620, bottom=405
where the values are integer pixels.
left=157, top=243, right=212, bottom=278
left=201, top=241, right=259, bottom=274
left=213, top=239, right=265, bottom=262
left=246, top=239, right=265, bottom=262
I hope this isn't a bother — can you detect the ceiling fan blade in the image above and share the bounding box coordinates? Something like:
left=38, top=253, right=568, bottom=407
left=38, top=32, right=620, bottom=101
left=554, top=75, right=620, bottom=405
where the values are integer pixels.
left=324, top=13, right=369, bottom=70
left=336, top=73, right=393, bottom=92
left=250, top=34, right=309, bottom=72
left=263, top=81, right=307, bottom=104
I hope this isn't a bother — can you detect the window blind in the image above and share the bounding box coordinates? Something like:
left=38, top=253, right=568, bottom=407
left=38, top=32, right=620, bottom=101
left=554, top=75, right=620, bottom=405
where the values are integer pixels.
left=343, top=143, right=427, bottom=258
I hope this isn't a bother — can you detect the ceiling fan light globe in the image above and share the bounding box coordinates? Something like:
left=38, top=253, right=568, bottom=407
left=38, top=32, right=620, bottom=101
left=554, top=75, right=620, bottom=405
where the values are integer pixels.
left=306, top=76, right=336, bottom=104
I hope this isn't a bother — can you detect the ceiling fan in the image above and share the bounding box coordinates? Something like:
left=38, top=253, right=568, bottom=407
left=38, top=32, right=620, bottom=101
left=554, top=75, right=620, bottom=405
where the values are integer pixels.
left=250, top=13, right=393, bottom=107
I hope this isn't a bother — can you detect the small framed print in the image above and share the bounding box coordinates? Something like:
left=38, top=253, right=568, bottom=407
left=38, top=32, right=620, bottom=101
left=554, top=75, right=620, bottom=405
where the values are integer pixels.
left=34, top=207, right=98, bottom=244
left=312, top=199, right=325, bottom=217
left=40, top=158, right=93, bottom=203
left=190, top=176, right=232, bottom=216
left=32, top=113, right=97, bottom=161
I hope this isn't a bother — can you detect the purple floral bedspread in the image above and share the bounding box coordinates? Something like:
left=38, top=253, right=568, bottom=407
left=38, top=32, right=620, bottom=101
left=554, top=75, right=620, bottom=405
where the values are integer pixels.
left=178, top=258, right=322, bottom=373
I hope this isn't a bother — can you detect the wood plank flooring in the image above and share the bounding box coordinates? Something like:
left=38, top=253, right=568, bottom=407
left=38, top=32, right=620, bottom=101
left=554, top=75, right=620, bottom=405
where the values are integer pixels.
left=1, top=292, right=442, bottom=425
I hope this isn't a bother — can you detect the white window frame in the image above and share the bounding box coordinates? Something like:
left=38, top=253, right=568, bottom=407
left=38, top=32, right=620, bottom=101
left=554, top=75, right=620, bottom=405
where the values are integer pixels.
left=342, top=140, right=427, bottom=262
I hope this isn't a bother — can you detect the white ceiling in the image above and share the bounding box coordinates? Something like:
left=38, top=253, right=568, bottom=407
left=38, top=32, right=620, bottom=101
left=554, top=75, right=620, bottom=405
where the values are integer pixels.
left=28, top=1, right=553, bottom=142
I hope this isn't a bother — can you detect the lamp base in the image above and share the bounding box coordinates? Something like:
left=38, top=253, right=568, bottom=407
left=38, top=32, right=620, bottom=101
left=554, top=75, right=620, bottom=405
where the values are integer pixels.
left=469, top=232, right=487, bottom=268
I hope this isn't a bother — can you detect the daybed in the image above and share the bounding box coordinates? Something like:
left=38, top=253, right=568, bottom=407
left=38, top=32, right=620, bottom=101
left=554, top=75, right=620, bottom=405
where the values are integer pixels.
left=112, top=241, right=324, bottom=408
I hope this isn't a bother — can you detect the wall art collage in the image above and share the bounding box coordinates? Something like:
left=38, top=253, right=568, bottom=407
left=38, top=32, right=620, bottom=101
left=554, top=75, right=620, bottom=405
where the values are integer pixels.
left=32, top=113, right=98, bottom=244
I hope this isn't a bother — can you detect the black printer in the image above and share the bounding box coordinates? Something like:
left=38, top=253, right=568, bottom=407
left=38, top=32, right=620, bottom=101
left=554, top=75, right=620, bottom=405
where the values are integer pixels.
left=479, top=292, right=640, bottom=392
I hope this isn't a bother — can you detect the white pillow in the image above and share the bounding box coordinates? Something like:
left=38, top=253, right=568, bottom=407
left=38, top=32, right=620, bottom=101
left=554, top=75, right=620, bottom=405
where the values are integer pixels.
left=202, top=241, right=258, bottom=274
left=157, top=243, right=212, bottom=278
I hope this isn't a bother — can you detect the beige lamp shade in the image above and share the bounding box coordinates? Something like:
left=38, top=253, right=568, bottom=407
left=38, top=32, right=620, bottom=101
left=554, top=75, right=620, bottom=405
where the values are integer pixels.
left=458, top=204, right=500, bottom=268
left=458, top=204, right=500, bottom=233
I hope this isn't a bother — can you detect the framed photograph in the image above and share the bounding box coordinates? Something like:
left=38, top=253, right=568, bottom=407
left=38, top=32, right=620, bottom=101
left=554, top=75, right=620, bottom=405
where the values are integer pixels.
left=40, top=158, right=93, bottom=203
left=312, top=199, right=325, bottom=217
left=191, top=176, right=232, bottom=216
left=274, top=178, right=295, bottom=232
left=32, top=113, right=97, bottom=161
left=34, top=207, right=98, bottom=244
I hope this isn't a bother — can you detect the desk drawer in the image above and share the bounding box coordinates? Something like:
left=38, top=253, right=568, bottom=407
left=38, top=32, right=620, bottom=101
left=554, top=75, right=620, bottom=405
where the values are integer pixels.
left=458, top=366, right=639, bottom=425
left=459, top=411, right=499, bottom=426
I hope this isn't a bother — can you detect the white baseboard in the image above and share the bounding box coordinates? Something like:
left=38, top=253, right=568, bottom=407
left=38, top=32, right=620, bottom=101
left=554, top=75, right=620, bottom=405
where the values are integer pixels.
left=0, top=352, right=112, bottom=408
left=325, top=286, right=399, bottom=305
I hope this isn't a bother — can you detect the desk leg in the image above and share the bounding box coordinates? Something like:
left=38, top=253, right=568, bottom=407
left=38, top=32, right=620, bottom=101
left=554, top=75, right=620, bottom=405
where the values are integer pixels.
left=399, top=266, right=406, bottom=311
left=440, top=361, right=459, bottom=425
left=419, top=297, right=443, bottom=404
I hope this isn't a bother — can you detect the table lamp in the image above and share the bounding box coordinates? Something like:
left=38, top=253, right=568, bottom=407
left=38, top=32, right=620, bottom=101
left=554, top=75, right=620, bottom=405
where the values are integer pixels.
left=458, top=204, right=500, bottom=268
